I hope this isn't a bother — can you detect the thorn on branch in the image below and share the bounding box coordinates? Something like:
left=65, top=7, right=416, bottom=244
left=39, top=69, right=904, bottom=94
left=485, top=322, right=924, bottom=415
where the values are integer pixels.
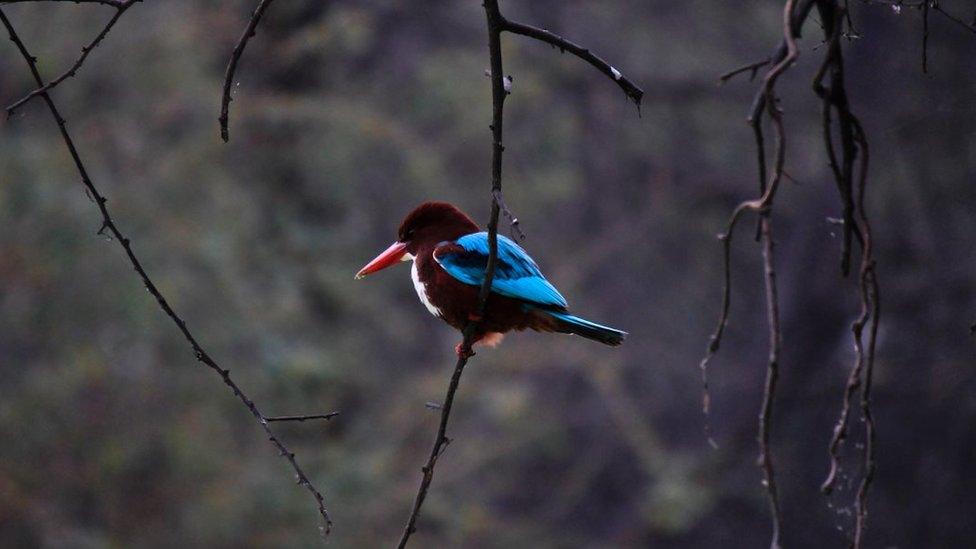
left=491, top=189, right=525, bottom=241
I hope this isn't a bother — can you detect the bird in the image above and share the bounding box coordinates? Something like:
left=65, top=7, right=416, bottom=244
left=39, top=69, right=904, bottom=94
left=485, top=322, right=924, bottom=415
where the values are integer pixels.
left=355, top=201, right=626, bottom=357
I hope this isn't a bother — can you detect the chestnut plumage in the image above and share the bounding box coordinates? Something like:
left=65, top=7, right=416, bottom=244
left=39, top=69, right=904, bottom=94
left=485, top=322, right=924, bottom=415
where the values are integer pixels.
left=356, top=201, right=626, bottom=351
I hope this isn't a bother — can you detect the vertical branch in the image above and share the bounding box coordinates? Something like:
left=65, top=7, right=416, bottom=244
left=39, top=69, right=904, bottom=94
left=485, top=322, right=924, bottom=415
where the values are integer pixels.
left=219, top=0, right=277, bottom=142
left=395, top=1, right=507, bottom=546
left=752, top=4, right=798, bottom=541
left=0, top=7, right=335, bottom=537
left=921, top=0, right=930, bottom=73
left=701, top=0, right=816, bottom=448
left=814, top=4, right=881, bottom=547
left=758, top=215, right=783, bottom=549
left=849, top=118, right=880, bottom=549
left=703, top=1, right=799, bottom=546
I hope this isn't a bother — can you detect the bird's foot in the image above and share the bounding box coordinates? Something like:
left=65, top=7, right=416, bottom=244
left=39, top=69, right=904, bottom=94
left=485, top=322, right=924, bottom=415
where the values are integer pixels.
left=455, top=342, right=475, bottom=360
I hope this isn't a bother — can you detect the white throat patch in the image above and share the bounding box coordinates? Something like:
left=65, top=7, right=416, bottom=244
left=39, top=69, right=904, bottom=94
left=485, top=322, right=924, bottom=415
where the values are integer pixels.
left=411, top=258, right=442, bottom=317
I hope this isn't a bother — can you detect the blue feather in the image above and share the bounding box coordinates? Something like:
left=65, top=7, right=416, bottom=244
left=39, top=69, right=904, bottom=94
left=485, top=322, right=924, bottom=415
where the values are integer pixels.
left=543, top=310, right=627, bottom=346
left=434, top=232, right=568, bottom=308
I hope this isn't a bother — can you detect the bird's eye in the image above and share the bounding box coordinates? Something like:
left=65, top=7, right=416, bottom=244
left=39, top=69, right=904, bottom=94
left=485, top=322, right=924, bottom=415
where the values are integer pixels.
left=404, top=229, right=415, bottom=239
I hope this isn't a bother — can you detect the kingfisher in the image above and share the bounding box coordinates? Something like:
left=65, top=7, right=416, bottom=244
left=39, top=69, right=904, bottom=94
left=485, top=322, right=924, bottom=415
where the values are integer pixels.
left=355, top=201, right=626, bottom=356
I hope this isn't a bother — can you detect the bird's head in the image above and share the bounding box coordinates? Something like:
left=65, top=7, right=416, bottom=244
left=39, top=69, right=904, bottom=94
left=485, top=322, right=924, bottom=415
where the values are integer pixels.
left=355, top=201, right=479, bottom=279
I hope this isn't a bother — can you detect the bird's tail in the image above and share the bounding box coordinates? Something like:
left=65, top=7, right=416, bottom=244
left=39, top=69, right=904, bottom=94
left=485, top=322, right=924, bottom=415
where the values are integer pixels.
left=542, top=310, right=627, bottom=346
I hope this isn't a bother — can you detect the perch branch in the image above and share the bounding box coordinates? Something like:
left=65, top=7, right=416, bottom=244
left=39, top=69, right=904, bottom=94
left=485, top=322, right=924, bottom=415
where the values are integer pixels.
left=219, top=0, right=277, bottom=142
left=395, top=1, right=508, bottom=546
left=5, top=0, right=139, bottom=116
left=1, top=7, right=335, bottom=536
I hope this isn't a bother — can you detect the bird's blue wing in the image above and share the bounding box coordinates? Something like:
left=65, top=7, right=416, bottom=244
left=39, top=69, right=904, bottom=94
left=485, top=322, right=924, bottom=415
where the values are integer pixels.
left=434, top=232, right=568, bottom=308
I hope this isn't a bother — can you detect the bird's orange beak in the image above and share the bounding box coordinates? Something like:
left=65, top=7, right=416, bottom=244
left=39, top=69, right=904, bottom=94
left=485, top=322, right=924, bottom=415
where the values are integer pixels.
left=355, top=241, right=410, bottom=279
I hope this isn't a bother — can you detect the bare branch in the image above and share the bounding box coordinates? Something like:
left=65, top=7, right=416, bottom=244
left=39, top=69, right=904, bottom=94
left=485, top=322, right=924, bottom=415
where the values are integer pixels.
left=758, top=214, right=783, bottom=549
left=502, top=18, right=644, bottom=108
left=266, top=412, right=340, bottom=423
left=219, top=0, right=277, bottom=142
left=491, top=188, right=525, bottom=241
left=701, top=2, right=803, bottom=546
left=0, top=7, right=334, bottom=536
left=0, top=0, right=126, bottom=6
left=396, top=2, right=512, bottom=546
left=922, top=0, right=929, bottom=73
left=719, top=57, right=772, bottom=84
left=699, top=0, right=812, bottom=454
left=932, top=3, right=976, bottom=34
left=748, top=0, right=818, bottom=124
left=811, top=6, right=882, bottom=548
left=5, top=0, right=138, bottom=115
left=857, top=0, right=976, bottom=35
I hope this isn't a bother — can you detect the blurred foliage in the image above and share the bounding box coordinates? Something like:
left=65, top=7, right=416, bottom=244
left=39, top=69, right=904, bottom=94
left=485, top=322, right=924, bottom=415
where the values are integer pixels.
left=1, top=0, right=975, bottom=547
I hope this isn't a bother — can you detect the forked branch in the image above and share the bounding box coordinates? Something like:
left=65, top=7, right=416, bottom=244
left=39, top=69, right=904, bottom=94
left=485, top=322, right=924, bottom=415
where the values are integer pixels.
left=701, top=1, right=805, bottom=547
left=1, top=7, right=336, bottom=537
left=4, top=0, right=139, bottom=115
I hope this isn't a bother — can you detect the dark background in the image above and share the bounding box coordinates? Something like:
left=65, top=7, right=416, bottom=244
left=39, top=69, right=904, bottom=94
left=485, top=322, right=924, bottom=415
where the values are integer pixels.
left=1, top=1, right=974, bottom=547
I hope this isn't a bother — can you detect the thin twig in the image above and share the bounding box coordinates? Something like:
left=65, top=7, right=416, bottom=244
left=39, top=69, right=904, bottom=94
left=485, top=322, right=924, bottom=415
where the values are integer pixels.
left=395, top=2, right=508, bottom=546
left=699, top=0, right=812, bottom=451
left=0, top=0, right=125, bottom=6
left=922, top=0, right=929, bottom=73
left=719, top=57, right=772, bottom=83
left=701, top=1, right=800, bottom=546
left=502, top=17, right=644, bottom=108
left=5, top=0, right=139, bottom=116
left=748, top=0, right=818, bottom=124
left=931, top=3, right=976, bottom=34
left=857, top=0, right=976, bottom=34
left=219, top=0, right=277, bottom=142
left=0, top=7, right=335, bottom=537
left=810, top=8, right=882, bottom=546
left=758, top=213, right=783, bottom=549
left=266, top=412, right=340, bottom=423
left=813, top=1, right=860, bottom=277
left=491, top=188, right=525, bottom=241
